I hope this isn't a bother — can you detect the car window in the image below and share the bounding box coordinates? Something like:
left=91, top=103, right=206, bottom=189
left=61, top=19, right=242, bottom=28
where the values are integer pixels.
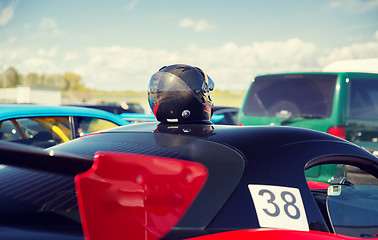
left=125, top=102, right=145, bottom=113
left=306, top=163, right=378, bottom=238
left=244, top=74, right=337, bottom=118
left=305, top=163, right=346, bottom=184
left=349, top=78, right=378, bottom=121
left=213, top=108, right=240, bottom=125
left=74, top=117, right=119, bottom=136
left=0, top=117, right=71, bottom=148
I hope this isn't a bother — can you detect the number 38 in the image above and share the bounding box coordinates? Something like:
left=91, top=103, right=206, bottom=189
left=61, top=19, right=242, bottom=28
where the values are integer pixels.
left=258, top=189, right=300, bottom=219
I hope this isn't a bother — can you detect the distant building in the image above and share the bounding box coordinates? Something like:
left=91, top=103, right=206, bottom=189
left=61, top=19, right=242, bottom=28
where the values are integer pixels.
left=0, top=86, right=61, bottom=105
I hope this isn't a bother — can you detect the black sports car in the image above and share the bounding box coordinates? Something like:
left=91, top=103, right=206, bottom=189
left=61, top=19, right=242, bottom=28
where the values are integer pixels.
left=0, top=121, right=377, bottom=240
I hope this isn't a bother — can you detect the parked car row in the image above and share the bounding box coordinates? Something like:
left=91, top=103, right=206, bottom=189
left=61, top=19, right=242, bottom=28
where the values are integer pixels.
left=0, top=102, right=240, bottom=149
left=2, top=70, right=378, bottom=154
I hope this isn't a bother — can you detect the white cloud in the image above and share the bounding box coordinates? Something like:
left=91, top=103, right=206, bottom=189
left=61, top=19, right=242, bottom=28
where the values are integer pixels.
left=0, top=7, right=13, bottom=25
left=69, top=39, right=378, bottom=92
left=178, top=18, right=194, bottom=28
left=318, top=42, right=378, bottom=66
left=195, top=19, right=217, bottom=32
left=125, top=0, right=139, bottom=10
left=39, top=17, right=58, bottom=29
left=329, top=0, right=378, bottom=13
left=38, top=17, right=63, bottom=37
left=1, top=39, right=378, bottom=92
left=0, top=43, right=61, bottom=74
left=177, top=39, right=324, bottom=91
left=375, top=30, right=378, bottom=41
left=74, top=46, right=174, bottom=91
left=37, top=47, right=58, bottom=58
left=0, top=0, right=19, bottom=26
left=348, top=35, right=364, bottom=42
left=178, top=18, right=217, bottom=32
left=22, top=57, right=60, bottom=73
left=64, top=52, right=79, bottom=62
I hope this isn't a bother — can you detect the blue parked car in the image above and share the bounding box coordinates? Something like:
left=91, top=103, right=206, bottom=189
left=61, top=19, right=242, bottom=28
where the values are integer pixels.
left=0, top=104, right=129, bottom=148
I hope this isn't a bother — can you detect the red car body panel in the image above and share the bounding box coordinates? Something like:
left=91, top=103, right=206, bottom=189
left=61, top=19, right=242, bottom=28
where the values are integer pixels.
left=187, top=228, right=363, bottom=240
left=307, top=181, right=330, bottom=189
left=75, top=152, right=208, bottom=240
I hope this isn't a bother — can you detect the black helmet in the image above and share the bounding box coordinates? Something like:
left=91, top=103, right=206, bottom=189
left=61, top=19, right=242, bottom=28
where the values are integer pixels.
left=148, top=64, right=214, bottom=123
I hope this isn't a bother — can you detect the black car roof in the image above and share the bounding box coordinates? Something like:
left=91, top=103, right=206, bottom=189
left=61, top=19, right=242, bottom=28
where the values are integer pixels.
left=105, top=122, right=351, bottom=149
left=51, top=122, right=377, bottom=237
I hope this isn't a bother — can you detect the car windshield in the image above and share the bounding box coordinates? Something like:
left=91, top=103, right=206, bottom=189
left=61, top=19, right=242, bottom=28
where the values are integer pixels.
left=243, top=74, right=337, bottom=118
left=349, top=78, right=378, bottom=121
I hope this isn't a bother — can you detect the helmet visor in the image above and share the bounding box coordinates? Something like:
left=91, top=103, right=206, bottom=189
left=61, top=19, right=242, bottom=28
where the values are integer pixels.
left=202, top=74, right=214, bottom=99
left=148, top=71, right=192, bottom=93
left=206, top=75, right=215, bottom=92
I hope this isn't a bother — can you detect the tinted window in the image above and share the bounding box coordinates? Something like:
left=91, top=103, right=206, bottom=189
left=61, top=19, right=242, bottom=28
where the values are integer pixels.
left=244, top=74, right=337, bottom=118
left=326, top=165, right=378, bottom=238
left=305, top=164, right=346, bottom=183
left=0, top=117, right=71, bottom=148
left=213, top=108, right=240, bottom=125
left=349, top=78, right=378, bottom=121
left=306, top=163, right=378, bottom=238
left=306, top=163, right=378, bottom=186
left=74, top=117, right=119, bottom=137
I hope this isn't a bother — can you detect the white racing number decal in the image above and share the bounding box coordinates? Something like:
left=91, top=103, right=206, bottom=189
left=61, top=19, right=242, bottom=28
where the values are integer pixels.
left=248, top=184, right=309, bottom=231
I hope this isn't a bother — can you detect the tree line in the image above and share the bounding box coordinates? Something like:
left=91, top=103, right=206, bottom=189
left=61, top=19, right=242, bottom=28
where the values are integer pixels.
left=0, top=66, right=86, bottom=91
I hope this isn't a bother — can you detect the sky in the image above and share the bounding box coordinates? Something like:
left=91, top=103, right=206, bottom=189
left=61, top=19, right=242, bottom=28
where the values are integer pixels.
left=0, top=0, right=378, bottom=92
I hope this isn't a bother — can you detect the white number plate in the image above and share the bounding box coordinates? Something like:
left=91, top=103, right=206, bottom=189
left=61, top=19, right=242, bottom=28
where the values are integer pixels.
left=248, top=184, right=309, bottom=231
